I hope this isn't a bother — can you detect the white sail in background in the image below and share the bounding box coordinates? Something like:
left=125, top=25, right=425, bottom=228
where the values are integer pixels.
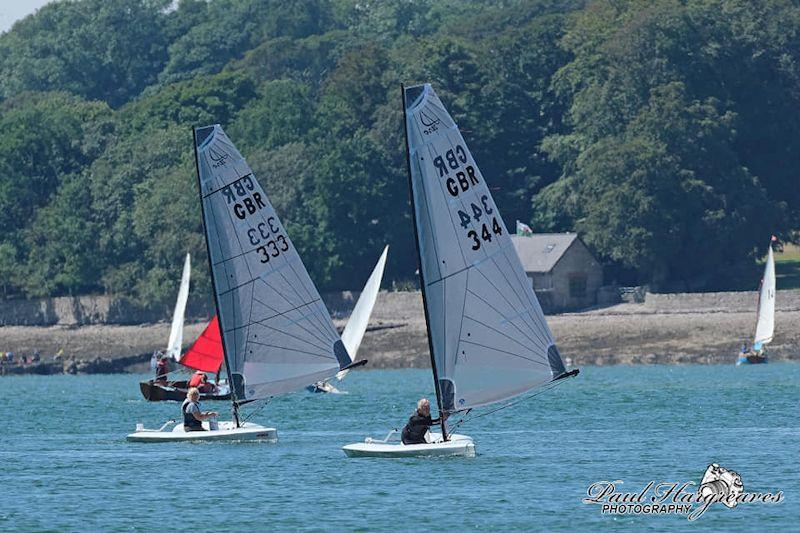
left=338, top=245, right=389, bottom=379
left=404, top=84, right=567, bottom=412
left=166, top=253, right=191, bottom=361
left=753, top=245, right=776, bottom=347
left=195, top=125, right=351, bottom=401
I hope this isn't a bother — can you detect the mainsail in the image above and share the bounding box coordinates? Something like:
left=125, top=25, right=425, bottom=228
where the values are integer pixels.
left=194, top=125, right=354, bottom=401
left=166, top=253, right=191, bottom=361
left=753, top=244, right=776, bottom=347
left=340, top=245, right=389, bottom=370
left=403, top=84, right=568, bottom=413
left=179, top=315, right=224, bottom=373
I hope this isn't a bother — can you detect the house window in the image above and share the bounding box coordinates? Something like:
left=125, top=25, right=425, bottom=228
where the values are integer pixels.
left=569, top=273, right=587, bottom=298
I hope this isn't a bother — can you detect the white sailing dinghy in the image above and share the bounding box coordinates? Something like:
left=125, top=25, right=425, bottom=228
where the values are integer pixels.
left=343, top=84, right=578, bottom=458
left=127, top=125, right=365, bottom=443
left=166, top=253, right=191, bottom=361
left=147, top=253, right=191, bottom=371
left=308, top=245, right=389, bottom=393
left=737, top=239, right=776, bottom=365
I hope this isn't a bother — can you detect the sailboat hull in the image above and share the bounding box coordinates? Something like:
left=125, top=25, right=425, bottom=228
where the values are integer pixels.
left=343, top=433, right=475, bottom=458
left=736, top=354, right=768, bottom=365
left=139, top=379, right=231, bottom=402
left=126, top=421, right=277, bottom=443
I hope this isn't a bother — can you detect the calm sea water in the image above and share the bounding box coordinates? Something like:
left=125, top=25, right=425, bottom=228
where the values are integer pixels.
left=0, top=364, right=797, bottom=531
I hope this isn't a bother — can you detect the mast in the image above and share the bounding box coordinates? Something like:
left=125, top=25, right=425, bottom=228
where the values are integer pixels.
left=192, top=126, right=241, bottom=427
left=401, top=84, right=448, bottom=441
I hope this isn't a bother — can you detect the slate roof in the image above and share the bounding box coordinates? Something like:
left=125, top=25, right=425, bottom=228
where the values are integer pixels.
left=510, top=233, right=580, bottom=273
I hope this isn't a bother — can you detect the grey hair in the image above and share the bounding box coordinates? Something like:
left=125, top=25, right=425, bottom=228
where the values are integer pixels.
left=417, top=398, right=430, bottom=412
left=187, top=387, right=200, bottom=400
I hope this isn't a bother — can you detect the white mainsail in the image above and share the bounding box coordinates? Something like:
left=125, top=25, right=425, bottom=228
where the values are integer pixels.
left=338, top=245, right=389, bottom=379
left=404, top=84, right=568, bottom=412
left=753, top=244, right=776, bottom=347
left=194, top=125, right=353, bottom=401
left=166, top=253, right=191, bottom=361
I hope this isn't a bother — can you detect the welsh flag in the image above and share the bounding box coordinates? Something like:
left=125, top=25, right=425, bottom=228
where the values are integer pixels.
left=516, top=221, right=533, bottom=237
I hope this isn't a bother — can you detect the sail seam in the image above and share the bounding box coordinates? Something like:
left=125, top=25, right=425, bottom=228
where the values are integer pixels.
left=458, top=339, right=550, bottom=367
left=246, top=322, right=330, bottom=354
left=252, top=295, right=332, bottom=349
left=465, top=287, right=549, bottom=350
left=247, top=340, right=334, bottom=360
left=470, top=268, right=552, bottom=348
left=226, top=299, right=322, bottom=331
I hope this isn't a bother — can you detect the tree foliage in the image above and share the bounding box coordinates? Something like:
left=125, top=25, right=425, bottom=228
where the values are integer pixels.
left=0, top=0, right=797, bottom=302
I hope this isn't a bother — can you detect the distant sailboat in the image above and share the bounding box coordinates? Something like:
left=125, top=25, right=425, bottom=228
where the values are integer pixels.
left=343, top=84, right=578, bottom=457
left=128, top=125, right=365, bottom=442
left=166, top=253, right=191, bottom=362
left=308, top=245, right=389, bottom=393
left=138, top=254, right=230, bottom=402
left=139, top=315, right=231, bottom=402
left=737, top=239, right=776, bottom=365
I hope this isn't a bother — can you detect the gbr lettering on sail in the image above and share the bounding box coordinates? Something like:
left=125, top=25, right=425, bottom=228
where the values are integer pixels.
left=219, top=175, right=291, bottom=264
left=432, top=144, right=503, bottom=251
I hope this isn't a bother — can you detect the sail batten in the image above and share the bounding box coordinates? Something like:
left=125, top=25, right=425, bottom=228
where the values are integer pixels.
left=195, top=124, right=347, bottom=401
left=403, top=84, right=567, bottom=412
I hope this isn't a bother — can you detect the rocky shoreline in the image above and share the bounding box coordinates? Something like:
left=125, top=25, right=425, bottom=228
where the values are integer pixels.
left=1, top=290, right=798, bottom=375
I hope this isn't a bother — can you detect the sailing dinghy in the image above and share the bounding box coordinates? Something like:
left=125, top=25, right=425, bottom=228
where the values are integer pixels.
left=343, top=84, right=578, bottom=458
left=308, top=245, right=389, bottom=393
left=128, top=125, right=365, bottom=443
left=139, top=315, right=232, bottom=401
left=737, top=238, right=776, bottom=365
left=138, top=253, right=230, bottom=401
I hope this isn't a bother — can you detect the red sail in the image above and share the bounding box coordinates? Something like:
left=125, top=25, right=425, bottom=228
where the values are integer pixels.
left=179, top=315, right=223, bottom=373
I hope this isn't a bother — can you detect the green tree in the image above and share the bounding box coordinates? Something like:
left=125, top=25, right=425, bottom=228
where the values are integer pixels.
left=0, top=0, right=172, bottom=107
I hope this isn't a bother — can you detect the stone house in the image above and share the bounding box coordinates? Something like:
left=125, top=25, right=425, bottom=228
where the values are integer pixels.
left=511, top=233, right=602, bottom=312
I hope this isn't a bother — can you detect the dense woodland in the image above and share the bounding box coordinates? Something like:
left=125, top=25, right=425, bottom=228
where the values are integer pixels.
left=0, top=0, right=798, bottom=304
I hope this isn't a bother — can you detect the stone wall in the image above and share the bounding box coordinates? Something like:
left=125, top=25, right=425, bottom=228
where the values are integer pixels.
left=3, top=288, right=798, bottom=326
left=0, top=295, right=215, bottom=326
left=644, top=289, right=800, bottom=312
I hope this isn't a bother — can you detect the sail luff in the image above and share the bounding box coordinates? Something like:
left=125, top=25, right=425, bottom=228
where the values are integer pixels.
left=753, top=244, right=776, bottom=346
left=402, top=84, right=447, bottom=425
left=166, top=253, right=191, bottom=361
left=192, top=126, right=241, bottom=425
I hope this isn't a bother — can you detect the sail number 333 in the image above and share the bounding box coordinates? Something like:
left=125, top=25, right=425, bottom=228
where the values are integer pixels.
left=247, top=217, right=289, bottom=263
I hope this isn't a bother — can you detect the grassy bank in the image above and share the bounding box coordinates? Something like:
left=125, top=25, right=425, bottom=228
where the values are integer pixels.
left=776, top=243, right=800, bottom=289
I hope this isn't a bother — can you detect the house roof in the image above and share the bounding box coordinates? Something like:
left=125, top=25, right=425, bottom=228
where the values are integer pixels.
left=511, top=233, right=579, bottom=273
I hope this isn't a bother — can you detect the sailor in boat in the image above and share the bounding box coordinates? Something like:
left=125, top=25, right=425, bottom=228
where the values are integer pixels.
left=155, top=352, right=169, bottom=382
left=188, top=370, right=216, bottom=394
left=401, top=398, right=449, bottom=445
left=182, top=387, right=218, bottom=432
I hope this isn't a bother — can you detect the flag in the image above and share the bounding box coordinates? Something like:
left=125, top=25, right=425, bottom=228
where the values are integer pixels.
left=516, top=221, right=533, bottom=236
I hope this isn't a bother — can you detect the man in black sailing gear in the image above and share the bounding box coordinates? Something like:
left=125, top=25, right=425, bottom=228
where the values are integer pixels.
left=182, top=387, right=218, bottom=431
left=401, top=398, right=448, bottom=444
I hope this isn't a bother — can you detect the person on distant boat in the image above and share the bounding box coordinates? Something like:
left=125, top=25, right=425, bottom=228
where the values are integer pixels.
left=188, top=370, right=216, bottom=394
left=182, top=387, right=218, bottom=432
left=401, top=398, right=448, bottom=445
left=741, top=343, right=748, bottom=355
left=155, top=353, right=169, bottom=382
